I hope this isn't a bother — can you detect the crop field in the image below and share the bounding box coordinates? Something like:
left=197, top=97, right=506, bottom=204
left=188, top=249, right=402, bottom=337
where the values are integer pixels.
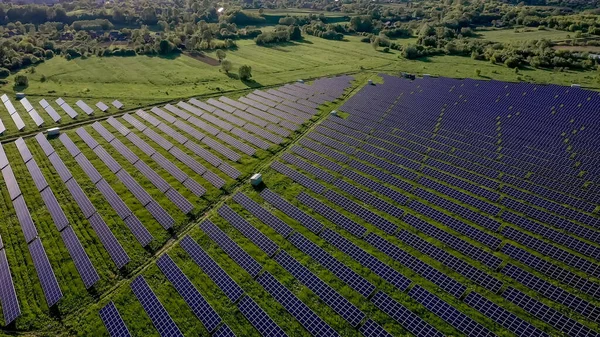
left=0, top=72, right=599, bottom=337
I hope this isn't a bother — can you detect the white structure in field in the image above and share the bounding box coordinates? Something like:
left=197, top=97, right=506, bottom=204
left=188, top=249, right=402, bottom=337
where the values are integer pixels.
left=250, top=173, right=262, bottom=186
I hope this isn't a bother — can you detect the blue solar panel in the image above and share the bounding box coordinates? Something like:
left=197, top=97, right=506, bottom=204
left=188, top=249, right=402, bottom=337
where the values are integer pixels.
left=274, top=250, right=365, bottom=327
left=260, top=189, right=323, bottom=234
left=232, top=192, right=294, bottom=238
left=237, top=296, right=288, bottom=337
left=218, top=205, right=279, bottom=257
left=370, top=291, right=444, bottom=337
left=213, top=325, right=236, bottom=337
left=61, top=226, right=100, bottom=289
left=288, top=232, right=375, bottom=297
left=88, top=213, right=130, bottom=269
left=257, top=271, right=340, bottom=336
left=156, top=254, right=222, bottom=332
left=200, top=220, right=262, bottom=277
left=99, top=302, right=131, bottom=337
left=359, top=319, right=394, bottom=337
left=271, top=161, right=325, bottom=194
left=180, top=235, right=244, bottom=302
left=297, top=192, right=367, bottom=238
left=130, top=276, right=183, bottom=337
left=29, top=239, right=63, bottom=307
left=0, top=249, right=21, bottom=325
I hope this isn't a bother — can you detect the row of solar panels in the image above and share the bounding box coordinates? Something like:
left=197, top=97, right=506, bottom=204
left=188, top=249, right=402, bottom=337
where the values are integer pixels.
left=0, top=77, right=353, bottom=327
left=272, top=112, right=600, bottom=330
left=0, top=93, right=122, bottom=133
left=263, top=146, right=597, bottom=336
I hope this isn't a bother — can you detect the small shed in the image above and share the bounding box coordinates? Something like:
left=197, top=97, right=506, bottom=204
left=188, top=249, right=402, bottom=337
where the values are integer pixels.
left=250, top=173, right=262, bottom=186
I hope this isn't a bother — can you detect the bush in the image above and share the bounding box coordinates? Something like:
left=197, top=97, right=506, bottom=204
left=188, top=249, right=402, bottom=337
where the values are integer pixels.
left=383, top=47, right=390, bottom=53
left=221, top=59, right=232, bottom=73
left=475, top=69, right=481, bottom=76
left=216, top=49, right=226, bottom=61
left=14, top=75, right=28, bottom=87
left=0, top=68, right=10, bottom=79
left=239, top=65, right=252, bottom=81
left=40, top=74, right=47, bottom=82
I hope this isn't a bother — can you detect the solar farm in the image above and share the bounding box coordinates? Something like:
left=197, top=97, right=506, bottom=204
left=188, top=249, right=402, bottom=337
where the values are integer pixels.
left=0, top=73, right=599, bottom=337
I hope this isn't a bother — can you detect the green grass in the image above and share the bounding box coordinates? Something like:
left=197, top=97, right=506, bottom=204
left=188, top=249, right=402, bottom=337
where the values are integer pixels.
left=1, top=32, right=599, bottom=138
left=474, top=27, right=574, bottom=43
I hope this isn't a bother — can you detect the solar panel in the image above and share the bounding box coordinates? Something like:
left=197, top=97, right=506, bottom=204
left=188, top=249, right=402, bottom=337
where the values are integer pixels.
left=65, top=178, right=96, bottom=219
left=189, top=99, right=216, bottom=113
left=74, top=154, right=103, bottom=184
left=245, top=123, right=283, bottom=144
left=169, top=146, right=207, bottom=176
left=117, top=170, right=153, bottom=207
left=333, top=179, right=404, bottom=219
left=58, top=102, right=79, bottom=119
left=61, top=226, right=100, bottom=289
left=58, top=133, right=81, bottom=157
left=260, top=189, right=323, bottom=234
left=188, top=116, right=219, bottom=135
left=107, top=117, right=130, bottom=136
left=10, top=111, right=25, bottom=130
left=76, top=128, right=100, bottom=150
left=281, top=153, right=334, bottom=183
left=29, top=238, right=63, bottom=307
left=202, top=169, right=226, bottom=189
left=321, top=229, right=411, bottom=291
left=75, top=100, right=94, bottom=115
left=88, top=213, right=130, bottom=269
left=93, top=146, right=122, bottom=174
left=464, top=292, right=548, bottom=337
left=40, top=188, right=69, bottom=231
left=296, top=192, right=367, bottom=238
left=213, top=325, right=236, bottom=337
left=126, top=132, right=156, bottom=157
left=2, top=165, right=22, bottom=201
left=271, top=161, right=325, bottom=194
left=257, top=271, right=339, bottom=337
left=13, top=195, right=38, bottom=243
left=370, top=291, right=444, bottom=337
left=0, top=143, right=9, bottom=169
left=232, top=192, right=293, bottom=238
left=218, top=205, right=279, bottom=256
left=130, top=276, right=183, bottom=337
left=122, top=113, right=147, bottom=132
left=359, top=319, right=394, bottom=337
left=26, top=159, right=49, bottom=192
left=15, top=137, right=33, bottom=163
left=95, top=179, right=132, bottom=219
left=145, top=200, right=175, bottom=229
left=112, top=100, right=123, bottom=109
left=96, top=101, right=109, bottom=112
left=99, top=302, right=131, bottom=337
left=0, top=249, right=21, bottom=325
left=275, top=250, right=365, bottom=327
left=177, top=101, right=204, bottom=117
left=324, top=190, right=397, bottom=235
left=40, top=102, right=61, bottom=122
left=201, top=136, right=240, bottom=162
left=288, top=232, right=375, bottom=297
left=365, top=233, right=466, bottom=298
left=156, top=254, right=222, bottom=332
left=398, top=230, right=503, bottom=293
left=180, top=235, right=244, bottom=302
left=200, top=220, right=262, bottom=277
left=110, top=139, right=140, bottom=165
left=238, top=295, right=288, bottom=337
left=91, top=122, right=115, bottom=143
left=216, top=132, right=255, bottom=156
left=135, top=109, right=162, bottom=127
left=502, top=287, right=596, bottom=337
left=408, top=285, right=495, bottom=337
left=165, top=184, right=194, bottom=214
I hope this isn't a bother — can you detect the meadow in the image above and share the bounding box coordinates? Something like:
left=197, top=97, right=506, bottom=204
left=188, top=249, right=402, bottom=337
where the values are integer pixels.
left=474, top=27, right=576, bottom=42
left=1, top=33, right=598, bottom=140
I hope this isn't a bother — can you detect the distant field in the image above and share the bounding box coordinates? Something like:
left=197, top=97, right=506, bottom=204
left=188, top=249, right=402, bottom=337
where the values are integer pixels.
left=475, top=28, right=573, bottom=42
left=246, top=8, right=349, bottom=17
left=1, top=32, right=599, bottom=139
left=553, top=45, right=600, bottom=52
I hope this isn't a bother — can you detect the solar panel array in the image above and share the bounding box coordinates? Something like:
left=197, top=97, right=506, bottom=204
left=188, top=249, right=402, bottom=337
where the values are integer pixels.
left=99, top=302, right=131, bottom=337
left=130, top=276, right=183, bottom=337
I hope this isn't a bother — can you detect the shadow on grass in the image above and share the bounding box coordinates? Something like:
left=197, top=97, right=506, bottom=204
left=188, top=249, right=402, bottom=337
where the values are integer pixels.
left=242, top=78, right=263, bottom=88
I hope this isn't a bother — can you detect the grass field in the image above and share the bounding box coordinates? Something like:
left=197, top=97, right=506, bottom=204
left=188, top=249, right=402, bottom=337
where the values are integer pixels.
left=0, top=32, right=598, bottom=139
left=474, top=27, right=574, bottom=42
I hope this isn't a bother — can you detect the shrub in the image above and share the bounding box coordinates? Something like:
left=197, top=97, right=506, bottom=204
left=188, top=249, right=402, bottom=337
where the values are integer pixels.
left=14, top=75, right=28, bottom=87
left=475, top=69, right=481, bottom=76
left=239, top=65, right=252, bottom=81
left=221, top=59, right=232, bottom=73
left=0, top=68, right=10, bottom=79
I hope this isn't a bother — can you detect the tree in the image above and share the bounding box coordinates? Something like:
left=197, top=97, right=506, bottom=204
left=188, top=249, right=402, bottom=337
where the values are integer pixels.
left=475, top=69, right=481, bottom=77
left=158, top=39, right=173, bottom=55
left=221, top=59, right=232, bottom=73
left=216, top=49, right=226, bottom=61
left=0, top=68, right=10, bottom=79
left=239, top=65, right=252, bottom=81
left=14, top=74, right=28, bottom=87
left=289, top=26, right=302, bottom=41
